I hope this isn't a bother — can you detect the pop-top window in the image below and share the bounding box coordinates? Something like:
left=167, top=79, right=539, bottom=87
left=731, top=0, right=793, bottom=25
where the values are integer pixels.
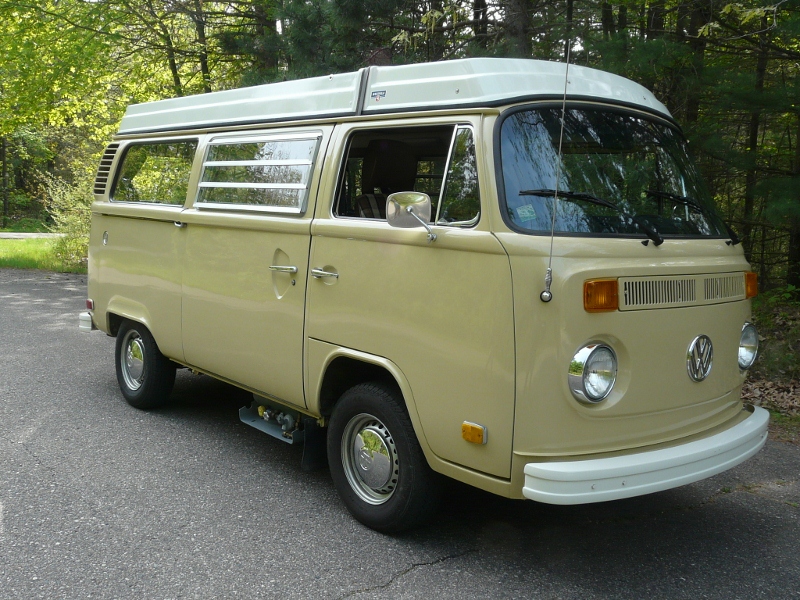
left=500, top=107, right=728, bottom=238
left=196, top=133, right=321, bottom=213
left=112, top=140, right=197, bottom=205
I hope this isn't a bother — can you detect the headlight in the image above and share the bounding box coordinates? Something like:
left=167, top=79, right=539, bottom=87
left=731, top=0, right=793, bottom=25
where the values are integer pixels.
left=738, top=323, right=758, bottom=370
left=568, top=344, right=617, bottom=403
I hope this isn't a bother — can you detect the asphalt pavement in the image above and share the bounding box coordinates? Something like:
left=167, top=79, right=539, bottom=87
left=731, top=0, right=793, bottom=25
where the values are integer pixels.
left=0, top=268, right=798, bottom=599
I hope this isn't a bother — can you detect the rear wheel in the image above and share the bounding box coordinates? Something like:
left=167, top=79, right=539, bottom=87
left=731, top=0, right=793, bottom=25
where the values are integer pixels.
left=115, top=320, right=176, bottom=409
left=327, top=382, right=441, bottom=533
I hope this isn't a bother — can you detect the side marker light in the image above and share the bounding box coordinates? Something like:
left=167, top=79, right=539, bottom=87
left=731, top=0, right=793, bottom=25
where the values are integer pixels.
left=461, top=422, right=487, bottom=445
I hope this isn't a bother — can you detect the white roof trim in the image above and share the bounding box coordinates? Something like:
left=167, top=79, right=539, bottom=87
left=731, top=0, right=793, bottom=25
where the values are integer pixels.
left=117, top=58, right=671, bottom=135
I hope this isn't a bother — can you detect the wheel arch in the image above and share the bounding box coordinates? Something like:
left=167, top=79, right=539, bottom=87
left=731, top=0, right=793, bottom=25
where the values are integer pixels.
left=307, top=341, right=434, bottom=462
left=105, top=296, right=155, bottom=339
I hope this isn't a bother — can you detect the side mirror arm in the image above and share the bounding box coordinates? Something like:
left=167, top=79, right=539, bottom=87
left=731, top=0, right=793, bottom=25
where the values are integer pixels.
left=404, top=205, right=437, bottom=242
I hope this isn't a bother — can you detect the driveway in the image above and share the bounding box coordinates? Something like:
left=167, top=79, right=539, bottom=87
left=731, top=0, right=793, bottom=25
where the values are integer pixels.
left=0, top=269, right=798, bottom=599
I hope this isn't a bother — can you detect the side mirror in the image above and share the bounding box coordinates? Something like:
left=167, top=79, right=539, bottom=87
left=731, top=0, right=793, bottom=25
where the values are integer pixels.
left=386, top=192, right=437, bottom=242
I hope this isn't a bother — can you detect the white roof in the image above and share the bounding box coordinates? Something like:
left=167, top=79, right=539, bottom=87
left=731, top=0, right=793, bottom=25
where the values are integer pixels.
left=118, top=58, right=671, bottom=135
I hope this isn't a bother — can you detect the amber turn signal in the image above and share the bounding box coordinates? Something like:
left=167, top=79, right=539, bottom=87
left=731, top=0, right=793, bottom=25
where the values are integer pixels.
left=745, top=272, right=758, bottom=299
left=461, top=421, right=487, bottom=445
left=584, top=279, right=618, bottom=312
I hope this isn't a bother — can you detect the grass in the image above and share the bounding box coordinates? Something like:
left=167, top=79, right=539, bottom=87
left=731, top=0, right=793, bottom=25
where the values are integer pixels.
left=0, top=216, right=50, bottom=233
left=0, top=238, right=86, bottom=273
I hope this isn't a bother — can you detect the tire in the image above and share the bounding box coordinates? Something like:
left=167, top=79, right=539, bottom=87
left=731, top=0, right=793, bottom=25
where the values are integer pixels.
left=327, top=382, right=442, bottom=533
left=114, top=320, right=176, bottom=409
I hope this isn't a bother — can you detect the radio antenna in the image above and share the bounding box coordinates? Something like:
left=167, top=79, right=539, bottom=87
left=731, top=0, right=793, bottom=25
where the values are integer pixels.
left=540, top=41, right=571, bottom=303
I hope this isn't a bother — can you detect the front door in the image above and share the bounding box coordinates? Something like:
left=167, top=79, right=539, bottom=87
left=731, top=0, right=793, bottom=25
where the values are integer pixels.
left=307, top=120, right=516, bottom=477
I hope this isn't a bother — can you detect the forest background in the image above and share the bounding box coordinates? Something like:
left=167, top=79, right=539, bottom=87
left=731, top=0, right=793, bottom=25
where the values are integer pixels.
left=1, top=0, right=799, bottom=290
left=0, top=0, right=798, bottom=413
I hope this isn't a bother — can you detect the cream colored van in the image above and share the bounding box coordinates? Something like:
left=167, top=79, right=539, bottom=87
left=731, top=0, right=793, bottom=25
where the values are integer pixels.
left=81, top=58, right=768, bottom=532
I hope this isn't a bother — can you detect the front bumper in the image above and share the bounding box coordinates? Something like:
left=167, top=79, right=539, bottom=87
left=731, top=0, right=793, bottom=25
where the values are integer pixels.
left=523, top=405, right=769, bottom=505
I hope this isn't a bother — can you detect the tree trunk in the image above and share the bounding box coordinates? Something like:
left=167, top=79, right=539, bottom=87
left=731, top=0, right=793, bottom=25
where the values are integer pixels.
left=618, top=5, right=628, bottom=32
left=741, top=18, right=769, bottom=261
left=788, top=113, right=800, bottom=288
left=504, top=0, right=532, bottom=57
left=474, top=0, right=488, bottom=47
left=564, top=0, right=574, bottom=56
left=601, top=2, right=615, bottom=39
left=2, top=137, right=8, bottom=229
left=143, top=0, right=183, bottom=97
left=190, top=0, right=212, bottom=93
left=684, top=3, right=710, bottom=124
left=646, top=0, right=665, bottom=39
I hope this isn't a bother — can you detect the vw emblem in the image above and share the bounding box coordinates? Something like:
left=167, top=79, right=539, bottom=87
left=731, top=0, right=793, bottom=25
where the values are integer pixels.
left=687, top=335, right=713, bottom=382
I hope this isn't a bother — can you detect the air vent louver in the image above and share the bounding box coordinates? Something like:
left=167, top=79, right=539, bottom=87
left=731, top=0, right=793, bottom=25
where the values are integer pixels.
left=704, top=274, right=745, bottom=301
left=619, top=273, right=746, bottom=310
left=93, top=143, right=120, bottom=196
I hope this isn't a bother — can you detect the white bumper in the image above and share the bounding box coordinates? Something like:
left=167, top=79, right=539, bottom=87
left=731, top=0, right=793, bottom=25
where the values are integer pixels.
left=79, top=311, right=95, bottom=333
left=523, top=406, right=769, bottom=505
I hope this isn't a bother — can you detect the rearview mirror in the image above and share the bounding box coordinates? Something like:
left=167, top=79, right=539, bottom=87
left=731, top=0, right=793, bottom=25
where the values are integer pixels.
left=386, top=192, right=437, bottom=242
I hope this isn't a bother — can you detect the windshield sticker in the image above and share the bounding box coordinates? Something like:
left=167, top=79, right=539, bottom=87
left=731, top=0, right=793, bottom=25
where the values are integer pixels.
left=516, top=204, right=537, bottom=221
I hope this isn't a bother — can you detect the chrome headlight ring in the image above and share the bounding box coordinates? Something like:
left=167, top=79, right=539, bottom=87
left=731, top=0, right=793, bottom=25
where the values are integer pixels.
left=568, top=343, right=618, bottom=404
left=738, top=322, right=759, bottom=371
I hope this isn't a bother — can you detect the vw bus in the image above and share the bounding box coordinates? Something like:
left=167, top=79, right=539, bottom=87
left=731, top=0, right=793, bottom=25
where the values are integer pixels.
left=80, top=58, right=768, bottom=532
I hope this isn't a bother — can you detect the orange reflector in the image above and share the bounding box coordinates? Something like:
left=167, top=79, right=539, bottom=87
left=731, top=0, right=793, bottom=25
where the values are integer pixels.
left=584, top=279, right=619, bottom=312
left=745, top=272, right=758, bottom=299
left=461, top=422, right=487, bottom=445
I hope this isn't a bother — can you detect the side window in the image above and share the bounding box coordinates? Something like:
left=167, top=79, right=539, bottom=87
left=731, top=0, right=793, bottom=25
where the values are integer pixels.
left=112, top=140, right=197, bottom=204
left=437, top=127, right=480, bottom=227
left=196, top=133, right=320, bottom=213
left=334, top=126, right=455, bottom=220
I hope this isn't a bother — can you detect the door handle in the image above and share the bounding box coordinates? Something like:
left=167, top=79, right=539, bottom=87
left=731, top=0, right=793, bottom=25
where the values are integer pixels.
left=311, top=268, right=338, bottom=279
left=174, top=221, right=187, bottom=228
left=269, top=265, right=298, bottom=274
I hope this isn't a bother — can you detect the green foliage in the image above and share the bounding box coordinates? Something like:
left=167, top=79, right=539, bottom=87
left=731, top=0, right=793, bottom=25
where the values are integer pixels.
left=0, top=0, right=797, bottom=286
left=44, top=176, right=94, bottom=269
left=751, top=292, right=800, bottom=381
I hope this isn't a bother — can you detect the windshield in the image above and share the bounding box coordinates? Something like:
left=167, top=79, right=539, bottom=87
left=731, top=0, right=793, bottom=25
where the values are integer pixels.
left=499, top=106, right=728, bottom=238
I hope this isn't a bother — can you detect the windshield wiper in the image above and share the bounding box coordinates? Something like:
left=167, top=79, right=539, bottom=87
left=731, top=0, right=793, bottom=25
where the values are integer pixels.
left=520, top=189, right=664, bottom=246
left=646, top=190, right=740, bottom=245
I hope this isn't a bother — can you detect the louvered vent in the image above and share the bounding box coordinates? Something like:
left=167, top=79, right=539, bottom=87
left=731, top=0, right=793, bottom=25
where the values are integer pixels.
left=93, top=143, right=120, bottom=195
left=620, top=273, right=746, bottom=310
left=623, top=278, right=696, bottom=309
left=704, top=274, right=744, bottom=301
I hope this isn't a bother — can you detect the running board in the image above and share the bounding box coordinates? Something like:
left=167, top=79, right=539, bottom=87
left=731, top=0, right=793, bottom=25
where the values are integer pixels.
left=239, top=400, right=304, bottom=445
left=239, top=399, right=328, bottom=471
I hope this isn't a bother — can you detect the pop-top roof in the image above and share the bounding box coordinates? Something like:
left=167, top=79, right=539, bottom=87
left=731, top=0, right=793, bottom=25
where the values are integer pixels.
left=117, top=58, right=671, bottom=135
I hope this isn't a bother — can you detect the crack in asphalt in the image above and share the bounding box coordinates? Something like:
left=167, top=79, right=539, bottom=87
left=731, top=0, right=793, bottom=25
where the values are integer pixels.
left=336, top=549, right=477, bottom=599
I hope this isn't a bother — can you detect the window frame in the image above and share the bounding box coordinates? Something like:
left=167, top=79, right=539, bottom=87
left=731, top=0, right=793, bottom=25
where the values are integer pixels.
left=332, top=122, right=481, bottom=228
left=435, top=124, right=481, bottom=228
left=109, top=137, right=199, bottom=207
left=195, top=130, right=323, bottom=215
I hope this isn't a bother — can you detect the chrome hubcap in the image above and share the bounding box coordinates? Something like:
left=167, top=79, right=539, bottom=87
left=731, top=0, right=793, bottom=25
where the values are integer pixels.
left=120, top=330, right=145, bottom=391
left=341, top=414, right=399, bottom=505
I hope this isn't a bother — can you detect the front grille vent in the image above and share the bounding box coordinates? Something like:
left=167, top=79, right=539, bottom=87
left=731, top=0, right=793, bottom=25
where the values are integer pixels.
left=705, top=274, right=744, bottom=301
left=623, top=278, right=696, bottom=308
left=93, top=143, right=120, bottom=196
left=620, top=273, right=746, bottom=310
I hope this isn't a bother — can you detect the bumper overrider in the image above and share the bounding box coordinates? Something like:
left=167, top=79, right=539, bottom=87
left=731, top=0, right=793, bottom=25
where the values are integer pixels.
left=523, top=405, right=769, bottom=505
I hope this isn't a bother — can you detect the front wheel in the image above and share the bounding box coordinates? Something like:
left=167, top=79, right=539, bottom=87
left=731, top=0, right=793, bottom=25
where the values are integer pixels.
left=114, top=320, right=176, bottom=409
left=327, top=382, right=442, bottom=533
